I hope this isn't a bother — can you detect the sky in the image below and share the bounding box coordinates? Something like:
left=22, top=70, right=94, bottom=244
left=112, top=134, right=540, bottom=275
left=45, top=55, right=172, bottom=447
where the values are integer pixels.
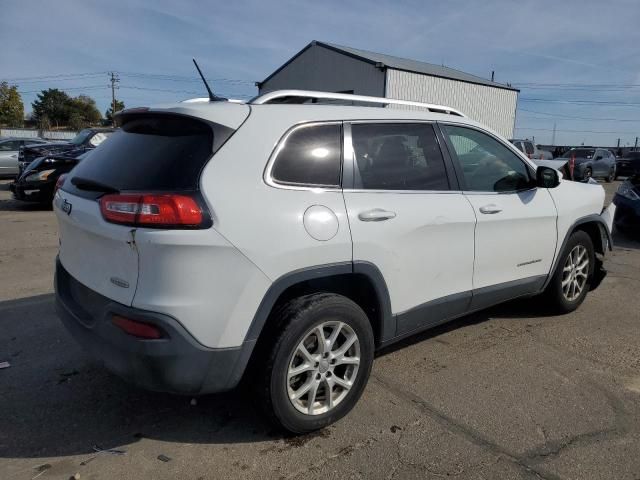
left=1, top=0, right=639, bottom=147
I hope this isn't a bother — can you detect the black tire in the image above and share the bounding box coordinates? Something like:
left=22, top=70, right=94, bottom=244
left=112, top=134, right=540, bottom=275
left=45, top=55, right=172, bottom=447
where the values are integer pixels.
left=605, top=168, right=615, bottom=183
left=255, top=293, right=374, bottom=434
left=544, top=230, right=594, bottom=314
left=584, top=167, right=593, bottom=181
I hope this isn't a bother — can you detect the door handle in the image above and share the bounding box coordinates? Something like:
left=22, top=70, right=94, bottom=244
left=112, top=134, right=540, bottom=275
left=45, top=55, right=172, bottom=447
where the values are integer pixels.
left=479, top=204, right=502, bottom=214
left=358, top=209, right=397, bottom=222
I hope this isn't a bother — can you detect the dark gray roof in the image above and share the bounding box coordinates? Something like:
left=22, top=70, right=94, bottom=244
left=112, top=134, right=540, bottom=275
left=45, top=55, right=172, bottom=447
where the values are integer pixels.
left=259, top=40, right=518, bottom=92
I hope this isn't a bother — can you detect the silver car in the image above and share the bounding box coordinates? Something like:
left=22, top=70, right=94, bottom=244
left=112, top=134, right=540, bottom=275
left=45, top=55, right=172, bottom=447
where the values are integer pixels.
left=0, top=138, right=49, bottom=177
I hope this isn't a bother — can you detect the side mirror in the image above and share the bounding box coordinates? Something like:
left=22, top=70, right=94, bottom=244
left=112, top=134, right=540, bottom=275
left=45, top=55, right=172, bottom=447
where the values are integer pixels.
left=536, top=166, right=560, bottom=188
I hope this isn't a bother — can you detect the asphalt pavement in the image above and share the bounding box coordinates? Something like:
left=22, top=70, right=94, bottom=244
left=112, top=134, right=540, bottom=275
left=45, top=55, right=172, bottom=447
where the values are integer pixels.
left=0, top=178, right=639, bottom=480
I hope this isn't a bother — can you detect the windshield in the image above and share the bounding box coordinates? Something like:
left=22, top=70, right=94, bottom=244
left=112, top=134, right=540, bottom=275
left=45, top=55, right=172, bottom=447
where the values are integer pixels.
left=562, top=149, right=595, bottom=159
left=69, top=129, right=93, bottom=145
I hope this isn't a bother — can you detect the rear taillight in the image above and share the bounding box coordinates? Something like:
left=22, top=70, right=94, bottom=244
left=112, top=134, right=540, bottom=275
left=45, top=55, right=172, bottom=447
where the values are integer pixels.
left=99, top=193, right=207, bottom=228
left=112, top=315, right=164, bottom=339
left=54, top=174, right=67, bottom=196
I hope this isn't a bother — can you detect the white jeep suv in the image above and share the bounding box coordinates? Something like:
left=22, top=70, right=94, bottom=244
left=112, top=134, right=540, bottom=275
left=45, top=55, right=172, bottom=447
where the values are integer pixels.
left=54, top=90, right=615, bottom=433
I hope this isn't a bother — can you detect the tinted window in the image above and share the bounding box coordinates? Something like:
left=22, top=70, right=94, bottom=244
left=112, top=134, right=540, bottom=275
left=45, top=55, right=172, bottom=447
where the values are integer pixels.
left=271, top=124, right=342, bottom=187
left=0, top=140, right=20, bottom=151
left=70, top=129, right=93, bottom=145
left=524, top=142, right=534, bottom=154
left=562, top=149, right=595, bottom=159
left=510, top=141, right=524, bottom=153
left=351, top=123, right=449, bottom=190
left=68, top=114, right=214, bottom=192
left=443, top=125, right=532, bottom=192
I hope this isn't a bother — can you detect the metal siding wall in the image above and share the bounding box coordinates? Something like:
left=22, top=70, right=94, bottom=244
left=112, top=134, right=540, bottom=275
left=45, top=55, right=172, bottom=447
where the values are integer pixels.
left=386, top=69, right=518, bottom=138
left=259, top=45, right=385, bottom=97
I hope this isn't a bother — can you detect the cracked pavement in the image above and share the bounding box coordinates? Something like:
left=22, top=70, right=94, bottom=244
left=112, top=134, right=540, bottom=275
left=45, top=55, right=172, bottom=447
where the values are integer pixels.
left=1, top=179, right=639, bottom=480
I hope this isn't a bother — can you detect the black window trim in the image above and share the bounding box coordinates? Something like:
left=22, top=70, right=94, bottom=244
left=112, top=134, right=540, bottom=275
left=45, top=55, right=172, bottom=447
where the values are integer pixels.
left=342, top=119, right=461, bottom=193
left=264, top=121, right=344, bottom=191
left=436, top=121, right=538, bottom=195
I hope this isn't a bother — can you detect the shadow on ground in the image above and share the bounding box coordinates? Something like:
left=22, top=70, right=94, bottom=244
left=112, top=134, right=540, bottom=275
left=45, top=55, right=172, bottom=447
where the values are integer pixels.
left=0, top=295, right=284, bottom=460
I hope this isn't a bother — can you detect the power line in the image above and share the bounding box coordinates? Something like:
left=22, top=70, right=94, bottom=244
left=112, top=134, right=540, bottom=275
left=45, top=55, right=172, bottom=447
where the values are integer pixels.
left=18, top=85, right=107, bottom=94
left=519, top=98, right=640, bottom=107
left=1, top=72, right=107, bottom=82
left=515, top=82, right=640, bottom=88
left=518, top=108, right=640, bottom=122
left=515, top=126, right=639, bottom=134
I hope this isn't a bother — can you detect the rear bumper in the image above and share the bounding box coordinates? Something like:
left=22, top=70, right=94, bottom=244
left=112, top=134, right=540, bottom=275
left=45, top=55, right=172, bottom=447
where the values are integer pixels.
left=10, top=180, right=53, bottom=202
left=54, top=258, right=253, bottom=394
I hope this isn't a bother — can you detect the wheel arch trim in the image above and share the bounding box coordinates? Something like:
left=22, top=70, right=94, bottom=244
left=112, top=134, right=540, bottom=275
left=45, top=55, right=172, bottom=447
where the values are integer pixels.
left=244, top=261, right=394, bottom=345
left=542, top=214, right=612, bottom=291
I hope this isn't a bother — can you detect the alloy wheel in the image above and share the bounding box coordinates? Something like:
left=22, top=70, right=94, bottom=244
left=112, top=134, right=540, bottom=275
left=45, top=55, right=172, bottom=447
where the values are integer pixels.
left=287, top=321, right=360, bottom=415
left=561, top=244, right=589, bottom=301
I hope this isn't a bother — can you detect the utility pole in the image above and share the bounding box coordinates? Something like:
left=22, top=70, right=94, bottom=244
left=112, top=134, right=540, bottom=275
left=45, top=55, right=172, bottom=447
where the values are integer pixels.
left=551, top=122, right=556, bottom=146
left=109, top=72, right=120, bottom=124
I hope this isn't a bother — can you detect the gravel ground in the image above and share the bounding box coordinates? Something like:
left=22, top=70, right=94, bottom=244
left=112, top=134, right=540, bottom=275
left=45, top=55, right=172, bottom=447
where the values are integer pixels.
left=0, top=178, right=639, bottom=480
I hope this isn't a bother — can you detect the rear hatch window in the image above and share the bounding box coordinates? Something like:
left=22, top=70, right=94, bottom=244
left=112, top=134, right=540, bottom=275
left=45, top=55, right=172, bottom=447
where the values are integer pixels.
left=65, top=113, right=232, bottom=198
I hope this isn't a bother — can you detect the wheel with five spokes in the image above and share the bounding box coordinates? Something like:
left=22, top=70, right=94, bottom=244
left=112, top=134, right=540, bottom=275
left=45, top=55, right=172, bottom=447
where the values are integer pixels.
left=544, top=230, right=594, bottom=313
left=256, top=293, right=374, bottom=433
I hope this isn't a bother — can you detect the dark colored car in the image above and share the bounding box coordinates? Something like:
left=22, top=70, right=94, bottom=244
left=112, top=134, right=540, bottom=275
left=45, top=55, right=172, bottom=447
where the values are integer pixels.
left=615, top=151, right=640, bottom=179
left=613, top=175, right=640, bottom=231
left=18, top=128, right=114, bottom=176
left=11, top=151, right=89, bottom=204
left=561, top=147, right=617, bottom=182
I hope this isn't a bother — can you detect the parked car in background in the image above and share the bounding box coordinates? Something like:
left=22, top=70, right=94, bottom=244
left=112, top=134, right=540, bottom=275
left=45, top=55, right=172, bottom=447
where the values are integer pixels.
left=18, top=128, right=114, bottom=176
left=615, top=151, right=640, bottom=179
left=54, top=90, right=615, bottom=433
left=11, top=151, right=89, bottom=205
left=613, top=175, right=640, bottom=231
left=561, top=147, right=616, bottom=182
left=509, top=139, right=552, bottom=160
left=0, top=137, right=49, bottom=177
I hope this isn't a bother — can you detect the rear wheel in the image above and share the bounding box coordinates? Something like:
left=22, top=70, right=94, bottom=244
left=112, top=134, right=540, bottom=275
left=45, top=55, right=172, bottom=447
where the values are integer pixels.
left=544, top=231, right=594, bottom=313
left=584, top=167, right=593, bottom=181
left=255, top=293, right=374, bottom=433
left=606, top=167, right=615, bottom=183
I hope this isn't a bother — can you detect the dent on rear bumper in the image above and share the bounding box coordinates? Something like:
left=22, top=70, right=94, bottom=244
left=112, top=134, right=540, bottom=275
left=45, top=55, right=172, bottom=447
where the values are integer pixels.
left=55, top=258, right=253, bottom=394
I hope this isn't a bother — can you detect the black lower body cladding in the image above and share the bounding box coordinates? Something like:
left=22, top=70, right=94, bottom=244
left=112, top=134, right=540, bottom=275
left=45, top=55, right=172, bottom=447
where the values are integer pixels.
left=54, top=258, right=252, bottom=394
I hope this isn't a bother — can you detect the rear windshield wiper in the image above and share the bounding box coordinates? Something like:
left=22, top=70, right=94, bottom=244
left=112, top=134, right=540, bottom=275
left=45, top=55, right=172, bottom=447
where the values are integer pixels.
left=70, top=176, right=119, bottom=193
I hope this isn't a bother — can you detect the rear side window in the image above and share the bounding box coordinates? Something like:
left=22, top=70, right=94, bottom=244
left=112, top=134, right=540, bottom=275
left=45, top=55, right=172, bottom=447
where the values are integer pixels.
left=68, top=114, right=224, bottom=192
left=271, top=123, right=342, bottom=187
left=351, top=123, right=449, bottom=191
left=524, top=142, right=534, bottom=155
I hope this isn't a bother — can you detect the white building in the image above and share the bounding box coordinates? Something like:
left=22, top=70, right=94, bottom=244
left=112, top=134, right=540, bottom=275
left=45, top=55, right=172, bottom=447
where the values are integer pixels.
left=257, top=41, right=519, bottom=138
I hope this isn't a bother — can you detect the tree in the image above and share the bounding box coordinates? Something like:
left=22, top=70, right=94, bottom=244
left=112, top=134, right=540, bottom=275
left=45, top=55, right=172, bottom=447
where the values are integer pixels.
left=105, top=99, right=125, bottom=123
left=68, top=95, right=101, bottom=127
left=32, top=88, right=71, bottom=128
left=31, top=89, right=102, bottom=129
left=0, top=82, right=24, bottom=127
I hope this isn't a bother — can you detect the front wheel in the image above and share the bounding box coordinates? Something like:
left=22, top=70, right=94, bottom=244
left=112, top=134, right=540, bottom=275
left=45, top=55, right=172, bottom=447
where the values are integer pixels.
left=256, top=293, right=374, bottom=433
left=543, top=230, right=594, bottom=313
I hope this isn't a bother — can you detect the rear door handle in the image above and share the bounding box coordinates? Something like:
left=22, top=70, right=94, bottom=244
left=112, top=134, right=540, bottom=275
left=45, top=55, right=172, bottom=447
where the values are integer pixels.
left=479, top=204, right=502, bottom=214
left=358, top=209, right=397, bottom=222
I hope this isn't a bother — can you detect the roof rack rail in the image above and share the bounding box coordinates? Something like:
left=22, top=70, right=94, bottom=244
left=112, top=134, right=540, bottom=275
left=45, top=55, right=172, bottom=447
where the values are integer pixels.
left=250, top=90, right=466, bottom=117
